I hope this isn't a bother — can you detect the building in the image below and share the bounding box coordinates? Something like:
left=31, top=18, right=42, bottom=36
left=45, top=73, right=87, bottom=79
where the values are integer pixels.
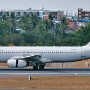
left=66, top=16, right=78, bottom=33
left=0, top=7, right=64, bottom=21
left=16, top=29, right=25, bottom=34
left=78, top=8, right=90, bottom=22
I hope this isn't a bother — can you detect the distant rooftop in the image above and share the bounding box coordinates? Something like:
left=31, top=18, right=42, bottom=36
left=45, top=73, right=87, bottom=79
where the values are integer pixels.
left=0, top=7, right=63, bottom=12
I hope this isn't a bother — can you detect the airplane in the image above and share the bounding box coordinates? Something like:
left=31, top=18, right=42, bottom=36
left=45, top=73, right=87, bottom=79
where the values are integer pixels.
left=0, top=42, right=90, bottom=70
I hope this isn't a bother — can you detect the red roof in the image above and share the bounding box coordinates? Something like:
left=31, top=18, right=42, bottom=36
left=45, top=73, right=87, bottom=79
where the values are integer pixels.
left=68, top=22, right=75, bottom=29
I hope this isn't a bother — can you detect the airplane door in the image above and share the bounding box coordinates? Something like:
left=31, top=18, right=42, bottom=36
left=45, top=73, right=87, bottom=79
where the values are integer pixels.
left=81, top=48, right=86, bottom=57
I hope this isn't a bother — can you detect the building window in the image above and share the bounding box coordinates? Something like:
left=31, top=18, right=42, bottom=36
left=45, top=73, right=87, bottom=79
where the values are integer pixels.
left=24, top=12, right=26, bottom=15
left=79, top=15, right=81, bottom=17
left=7, top=12, right=9, bottom=16
left=82, top=12, right=85, bottom=14
left=82, top=16, right=85, bottom=19
left=36, top=12, right=39, bottom=16
left=85, top=12, right=88, bottom=14
left=85, top=17, right=89, bottom=19
left=0, top=12, right=2, bottom=16
left=18, top=12, right=21, bottom=16
left=79, top=12, right=81, bottom=14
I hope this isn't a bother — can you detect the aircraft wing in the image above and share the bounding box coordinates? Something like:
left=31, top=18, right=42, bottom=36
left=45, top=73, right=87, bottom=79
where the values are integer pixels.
left=10, top=54, right=53, bottom=63
left=11, top=54, right=42, bottom=61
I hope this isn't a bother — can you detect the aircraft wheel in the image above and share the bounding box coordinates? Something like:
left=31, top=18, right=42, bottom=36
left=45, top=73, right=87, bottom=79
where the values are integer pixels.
left=39, top=65, right=44, bottom=70
left=33, top=66, right=38, bottom=70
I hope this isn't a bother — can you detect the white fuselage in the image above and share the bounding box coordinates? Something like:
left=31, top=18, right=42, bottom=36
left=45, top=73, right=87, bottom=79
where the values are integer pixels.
left=0, top=46, right=89, bottom=62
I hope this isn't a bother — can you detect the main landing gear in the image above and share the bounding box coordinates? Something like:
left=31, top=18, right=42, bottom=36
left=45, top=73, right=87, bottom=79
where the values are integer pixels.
left=39, top=65, right=44, bottom=70
left=33, top=65, right=44, bottom=70
left=33, top=66, right=38, bottom=70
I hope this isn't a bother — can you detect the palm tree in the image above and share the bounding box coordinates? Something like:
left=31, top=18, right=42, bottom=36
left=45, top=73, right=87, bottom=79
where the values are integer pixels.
left=30, top=13, right=41, bottom=30
left=59, top=16, right=68, bottom=38
left=19, top=16, right=27, bottom=30
left=9, top=12, right=16, bottom=34
left=2, top=14, right=7, bottom=22
left=48, top=13, right=54, bottom=33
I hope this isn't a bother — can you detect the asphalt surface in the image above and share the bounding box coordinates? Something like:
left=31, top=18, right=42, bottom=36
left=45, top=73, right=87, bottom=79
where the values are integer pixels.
left=0, top=68, right=90, bottom=77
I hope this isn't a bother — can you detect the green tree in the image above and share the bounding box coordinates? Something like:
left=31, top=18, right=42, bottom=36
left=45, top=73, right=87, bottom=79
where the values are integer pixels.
left=0, top=21, right=10, bottom=36
left=9, top=12, right=16, bottom=34
left=48, top=13, right=54, bottom=32
left=2, top=14, right=7, bottom=21
left=22, top=31, right=39, bottom=45
left=35, top=20, right=46, bottom=34
left=19, top=13, right=41, bottom=31
left=59, top=16, right=68, bottom=38
left=4, top=34, right=23, bottom=46
left=19, top=16, right=27, bottom=30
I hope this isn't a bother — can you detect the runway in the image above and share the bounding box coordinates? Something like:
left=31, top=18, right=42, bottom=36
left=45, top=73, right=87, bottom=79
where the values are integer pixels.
left=0, top=68, right=90, bottom=77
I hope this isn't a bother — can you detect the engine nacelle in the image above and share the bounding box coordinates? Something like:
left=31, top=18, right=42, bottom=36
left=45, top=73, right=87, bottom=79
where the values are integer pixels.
left=7, top=59, right=27, bottom=68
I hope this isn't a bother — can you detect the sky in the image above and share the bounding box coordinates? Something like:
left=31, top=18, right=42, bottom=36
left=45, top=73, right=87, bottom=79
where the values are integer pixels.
left=0, top=0, right=90, bottom=15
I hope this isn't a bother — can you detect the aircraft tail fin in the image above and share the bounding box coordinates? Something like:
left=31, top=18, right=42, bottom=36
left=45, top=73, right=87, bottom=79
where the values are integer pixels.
left=85, top=42, right=90, bottom=46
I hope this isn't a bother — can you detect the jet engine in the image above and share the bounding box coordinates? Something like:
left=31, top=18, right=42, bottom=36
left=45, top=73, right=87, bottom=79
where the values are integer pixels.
left=7, top=59, right=27, bottom=68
